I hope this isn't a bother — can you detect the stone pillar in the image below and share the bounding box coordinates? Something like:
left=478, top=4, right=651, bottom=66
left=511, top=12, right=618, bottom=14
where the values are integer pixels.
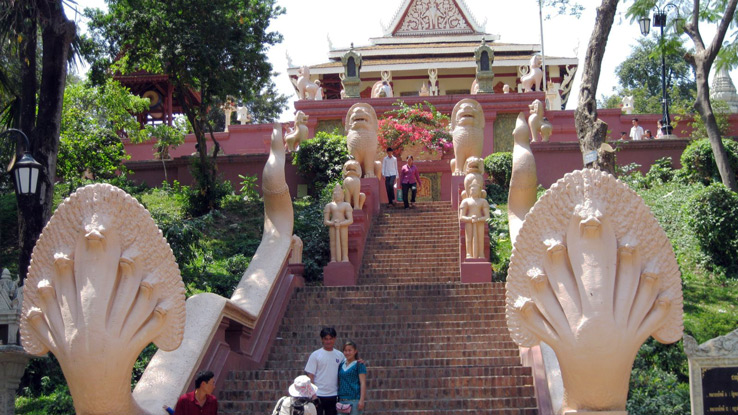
left=0, top=346, right=31, bottom=415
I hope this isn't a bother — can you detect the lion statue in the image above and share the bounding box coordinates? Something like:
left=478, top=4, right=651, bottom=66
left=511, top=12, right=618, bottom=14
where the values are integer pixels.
left=345, top=103, right=381, bottom=178
left=540, top=117, right=553, bottom=142
left=371, top=81, right=393, bottom=98
left=296, top=66, right=320, bottom=100
left=285, top=110, right=309, bottom=152
left=450, top=99, right=485, bottom=176
left=342, top=159, right=366, bottom=209
left=528, top=99, right=544, bottom=142
left=520, top=55, right=543, bottom=92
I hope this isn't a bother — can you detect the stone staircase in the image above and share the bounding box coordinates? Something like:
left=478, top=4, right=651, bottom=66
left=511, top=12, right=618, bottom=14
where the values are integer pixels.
left=220, top=201, right=538, bottom=415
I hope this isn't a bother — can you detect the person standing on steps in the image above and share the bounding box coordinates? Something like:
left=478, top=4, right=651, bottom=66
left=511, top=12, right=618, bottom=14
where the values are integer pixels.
left=381, top=147, right=398, bottom=207
left=399, top=155, right=421, bottom=209
left=305, top=327, right=345, bottom=415
left=337, top=341, right=367, bottom=415
left=173, top=370, right=218, bottom=415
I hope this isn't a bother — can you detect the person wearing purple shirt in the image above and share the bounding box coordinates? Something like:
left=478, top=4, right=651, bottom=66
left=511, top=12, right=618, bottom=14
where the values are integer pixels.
left=399, top=155, right=421, bottom=209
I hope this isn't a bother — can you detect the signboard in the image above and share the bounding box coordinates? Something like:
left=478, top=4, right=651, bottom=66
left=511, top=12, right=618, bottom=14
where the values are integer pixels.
left=702, top=367, right=738, bottom=414
left=583, top=150, right=598, bottom=165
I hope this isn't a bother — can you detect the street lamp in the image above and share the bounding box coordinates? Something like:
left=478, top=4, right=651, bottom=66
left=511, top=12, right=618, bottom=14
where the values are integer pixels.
left=638, top=3, right=680, bottom=136
left=1, top=129, right=43, bottom=196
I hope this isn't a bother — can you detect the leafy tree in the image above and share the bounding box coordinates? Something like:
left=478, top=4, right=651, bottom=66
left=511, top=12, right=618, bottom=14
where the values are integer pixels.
left=1, top=1, right=77, bottom=283
left=627, top=0, right=738, bottom=191
left=84, top=0, right=287, bottom=213
left=292, top=130, right=349, bottom=195
left=57, top=78, right=149, bottom=192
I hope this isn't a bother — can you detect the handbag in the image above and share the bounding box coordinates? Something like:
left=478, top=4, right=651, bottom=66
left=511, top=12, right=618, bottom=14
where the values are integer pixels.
left=336, top=402, right=352, bottom=413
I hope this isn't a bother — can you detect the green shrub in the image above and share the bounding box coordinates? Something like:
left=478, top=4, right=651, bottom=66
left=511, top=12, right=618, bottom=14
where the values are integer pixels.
left=292, top=130, right=349, bottom=194
left=685, top=183, right=738, bottom=276
left=485, top=183, right=507, bottom=205
left=679, top=138, right=738, bottom=185
left=294, top=196, right=330, bottom=283
left=644, top=157, right=676, bottom=187
left=483, top=152, right=512, bottom=189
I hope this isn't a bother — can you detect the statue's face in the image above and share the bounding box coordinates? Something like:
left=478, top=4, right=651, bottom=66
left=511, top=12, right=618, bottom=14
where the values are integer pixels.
left=455, top=102, right=479, bottom=126
left=344, top=161, right=360, bottom=176
left=349, top=106, right=373, bottom=130
left=533, top=55, right=542, bottom=67
left=333, top=185, right=344, bottom=202
left=470, top=182, right=482, bottom=198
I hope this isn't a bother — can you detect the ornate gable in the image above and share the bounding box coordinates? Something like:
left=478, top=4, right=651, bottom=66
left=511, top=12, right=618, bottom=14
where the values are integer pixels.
left=388, top=0, right=484, bottom=36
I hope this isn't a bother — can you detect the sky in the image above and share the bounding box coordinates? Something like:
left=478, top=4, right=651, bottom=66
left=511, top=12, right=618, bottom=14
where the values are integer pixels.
left=65, top=0, right=735, bottom=121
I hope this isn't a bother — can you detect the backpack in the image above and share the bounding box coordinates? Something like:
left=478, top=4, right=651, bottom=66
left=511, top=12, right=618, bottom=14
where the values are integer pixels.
left=272, top=396, right=313, bottom=415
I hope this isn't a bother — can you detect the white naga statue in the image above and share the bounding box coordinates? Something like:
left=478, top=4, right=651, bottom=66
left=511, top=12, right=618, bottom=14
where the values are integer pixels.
left=504, top=113, right=683, bottom=413
left=285, top=110, right=309, bottom=152
left=20, top=184, right=186, bottom=415
left=345, top=103, right=381, bottom=178
left=342, top=159, right=366, bottom=210
left=450, top=99, right=485, bottom=176
left=324, top=184, right=354, bottom=263
left=520, top=55, right=543, bottom=92
left=459, top=177, right=490, bottom=259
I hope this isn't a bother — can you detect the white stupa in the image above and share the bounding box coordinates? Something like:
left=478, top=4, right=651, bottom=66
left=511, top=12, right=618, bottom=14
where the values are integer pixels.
left=711, top=66, right=738, bottom=113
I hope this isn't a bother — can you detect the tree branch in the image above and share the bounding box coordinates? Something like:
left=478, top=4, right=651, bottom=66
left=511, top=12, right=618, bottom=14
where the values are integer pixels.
left=705, top=0, right=738, bottom=65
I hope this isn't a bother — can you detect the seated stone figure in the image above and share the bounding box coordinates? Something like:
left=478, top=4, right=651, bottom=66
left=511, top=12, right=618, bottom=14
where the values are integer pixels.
left=323, top=184, right=354, bottom=262
left=342, top=159, right=366, bottom=210
left=459, top=178, right=490, bottom=259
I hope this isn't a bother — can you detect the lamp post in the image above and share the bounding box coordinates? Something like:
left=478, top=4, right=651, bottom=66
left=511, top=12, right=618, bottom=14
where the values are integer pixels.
left=1, top=129, right=43, bottom=196
left=638, top=3, right=681, bottom=136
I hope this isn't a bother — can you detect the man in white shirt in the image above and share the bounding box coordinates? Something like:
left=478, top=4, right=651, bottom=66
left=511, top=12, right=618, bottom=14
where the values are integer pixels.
left=305, top=327, right=344, bottom=415
left=629, top=118, right=644, bottom=141
left=381, top=147, right=398, bottom=207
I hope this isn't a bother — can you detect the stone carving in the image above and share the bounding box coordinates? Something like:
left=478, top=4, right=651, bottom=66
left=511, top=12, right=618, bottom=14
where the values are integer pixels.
left=290, top=235, right=303, bottom=265
left=296, top=66, right=320, bottom=100
left=324, top=184, right=354, bottom=262
left=345, top=103, right=381, bottom=178
left=0, top=268, right=22, bottom=347
left=527, top=99, right=545, bottom=142
left=559, top=65, right=578, bottom=108
left=236, top=106, right=252, bottom=125
left=342, top=159, right=366, bottom=210
left=470, top=79, right=479, bottom=95
left=221, top=98, right=236, bottom=133
left=419, top=83, right=430, bottom=96
left=449, top=99, right=485, bottom=176
left=684, top=328, right=738, bottom=357
left=20, top=183, right=187, bottom=415
left=507, top=113, right=537, bottom=246
left=545, top=80, right=563, bottom=110
left=371, top=81, right=393, bottom=98
left=285, top=111, right=309, bottom=152
left=621, top=95, right=634, bottom=114
left=396, top=0, right=472, bottom=34
left=505, top=169, right=683, bottom=413
left=0, top=269, right=18, bottom=310
left=460, top=156, right=486, bottom=200
left=711, top=67, right=738, bottom=112
left=314, top=81, right=324, bottom=100
left=520, top=55, right=543, bottom=93
left=540, top=117, right=553, bottom=142
left=503, top=84, right=511, bottom=94
left=428, top=68, right=439, bottom=96
left=459, top=177, right=490, bottom=259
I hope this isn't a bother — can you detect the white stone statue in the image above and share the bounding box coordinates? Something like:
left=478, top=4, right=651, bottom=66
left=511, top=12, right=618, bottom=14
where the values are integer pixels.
left=221, top=99, right=236, bottom=133
left=296, top=66, right=320, bottom=100
left=520, top=55, right=543, bottom=92
left=459, top=178, right=490, bottom=259
left=621, top=95, right=634, bottom=114
left=342, top=159, right=366, bottom=210
left=324, top=184, right=354, bottom=263
left=503, top=84, right=511, bottom=94
left=20, top=183, right=187, bottom=415
left=545, top=80, right=563, bottom=110
left=460, top=156, right=487, bottom=200
left=371, top=81, right=393, bottom=98
left=419, top=83, right=430, bottom=96
left=236, top=106, right=252, bottom=125
left=540, top=117, right=553, bottom=143
left=470, top=79, right=479, bottom=95
left=507, top=112, right=537, bottom=246
left=0, top=268, right=16, bottom=311
left=428, top=68, right=439, bottom=96
left=285, top=111, right=309, bottom=152
left=528, top=99, right=545, bottom=142
left=449, top=98, right=485, bottom=176
left=289, top=235, right=303, bottom=265
left=314, top=81, right=324, bottom=100
left=345, top=103, right=381, bottom=178
left=505, top=168, right=683, bottom=413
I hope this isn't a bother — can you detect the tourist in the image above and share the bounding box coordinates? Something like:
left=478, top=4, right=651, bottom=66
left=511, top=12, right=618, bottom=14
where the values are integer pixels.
left=399, top=155, right=421, bottom=209
left=381, top=147, right=398, bottom=207
left=173, top=370, right=218, bottom=415
left=620, top=132, right=627, bottom=140
left=271, top=375, right=319, bottom=415
left=656, top=120, right=664, bottom=138
left=644, top=129, right=653, bottom=139
left=305, top=327, right=345, bottom=415
left=629, top=118, right=644, bottom=141
left=337, top=341, right=367, bottom=415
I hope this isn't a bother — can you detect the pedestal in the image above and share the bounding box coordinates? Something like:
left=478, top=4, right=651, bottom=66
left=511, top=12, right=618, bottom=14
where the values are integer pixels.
left=450, top=175, right=464, bottom=210
left=0, top=346, right=32, bottom=415
left=360, top=178, right=380, bottom=217
left=323, top=261, right=356, bottom=286
left=460, top=258, right=492, bottom=283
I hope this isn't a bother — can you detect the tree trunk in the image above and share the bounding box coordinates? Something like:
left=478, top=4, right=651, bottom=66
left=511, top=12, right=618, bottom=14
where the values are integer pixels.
left=17, top=1, right=76, bottom=284
left=574, top=0, right=619, bottom=174
left=683, top=0, right=738, bottom=191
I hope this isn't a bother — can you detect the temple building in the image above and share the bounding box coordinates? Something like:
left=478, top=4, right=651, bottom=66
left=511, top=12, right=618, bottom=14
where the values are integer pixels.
left=286, top=0, right=579, bottom=108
